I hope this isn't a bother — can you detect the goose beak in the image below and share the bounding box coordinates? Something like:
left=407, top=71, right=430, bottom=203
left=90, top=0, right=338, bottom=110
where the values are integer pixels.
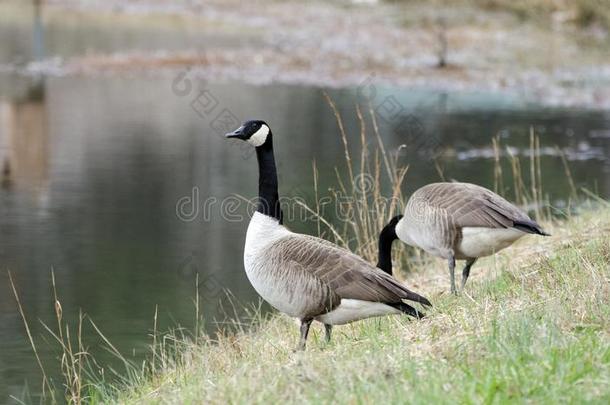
left=225, top=126, right=246, bottom=140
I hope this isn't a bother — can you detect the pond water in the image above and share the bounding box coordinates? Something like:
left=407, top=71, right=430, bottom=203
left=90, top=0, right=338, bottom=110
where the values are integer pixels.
left=0, top=73, right=609, bottom=401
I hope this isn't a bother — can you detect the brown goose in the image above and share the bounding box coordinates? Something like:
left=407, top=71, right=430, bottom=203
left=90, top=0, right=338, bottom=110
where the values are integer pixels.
left=225, top=120, right=431, bottom=350
left=383, top=182, right=549, bottom=294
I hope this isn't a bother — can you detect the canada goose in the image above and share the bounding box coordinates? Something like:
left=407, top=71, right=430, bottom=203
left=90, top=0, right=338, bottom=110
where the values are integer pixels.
left=225, top=120, right=431, bottom=350
left=382, top=182, right=549, bottom=294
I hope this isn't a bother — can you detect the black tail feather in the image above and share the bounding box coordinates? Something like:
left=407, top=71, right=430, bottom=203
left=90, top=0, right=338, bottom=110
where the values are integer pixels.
left=513, top=219, right=550, bottom=236
left=377, top=269, right=432, bottom=307
left=388, top=302, right=426, bottom=319
left=403, top=290, right=432, bottom=307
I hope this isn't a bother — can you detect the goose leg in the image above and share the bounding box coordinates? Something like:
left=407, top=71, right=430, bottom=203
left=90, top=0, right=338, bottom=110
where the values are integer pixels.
left=296, top=318, right=313, bottom=351
left=461, top=258, right=477, bottom=291
left=324, top=324, right=333, bottom=343
left=448, top=256, right=457, bottom=295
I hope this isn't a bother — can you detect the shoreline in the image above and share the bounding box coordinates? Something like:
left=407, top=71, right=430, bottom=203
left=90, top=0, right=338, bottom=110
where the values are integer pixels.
left=1, top=0, right=609, bottom=109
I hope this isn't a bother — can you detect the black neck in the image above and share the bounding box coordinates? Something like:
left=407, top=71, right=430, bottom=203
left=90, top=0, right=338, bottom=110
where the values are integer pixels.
left=376, top=220, right=399, bottom=275
left=255, top=135, right=283, bottom=223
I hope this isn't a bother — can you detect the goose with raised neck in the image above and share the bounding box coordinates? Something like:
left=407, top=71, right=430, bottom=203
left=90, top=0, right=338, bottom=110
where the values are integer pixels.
left=225, top=120, right=431, bottom=351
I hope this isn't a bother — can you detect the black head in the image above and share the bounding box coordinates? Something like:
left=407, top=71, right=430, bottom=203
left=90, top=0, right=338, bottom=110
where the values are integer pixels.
left=225, top=120, right=271, bottom=147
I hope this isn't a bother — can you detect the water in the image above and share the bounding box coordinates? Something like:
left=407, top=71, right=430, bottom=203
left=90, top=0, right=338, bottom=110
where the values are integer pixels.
left=1, top=2, right=610, bottom=402
left=0, top=74, right=609, bottom=401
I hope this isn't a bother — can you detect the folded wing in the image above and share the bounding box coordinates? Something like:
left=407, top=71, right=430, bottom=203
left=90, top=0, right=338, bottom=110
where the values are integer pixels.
left=416, top=182, right=544, bottom=232
left=268, top=234, right=431, bottom=307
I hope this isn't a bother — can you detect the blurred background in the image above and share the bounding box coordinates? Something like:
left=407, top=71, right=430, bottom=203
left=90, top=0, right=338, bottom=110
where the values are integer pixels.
left=0, top=0, right=609, bottom=401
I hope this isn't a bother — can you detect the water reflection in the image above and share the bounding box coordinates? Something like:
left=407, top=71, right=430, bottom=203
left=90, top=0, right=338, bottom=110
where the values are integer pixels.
left=0, top=78, right=48, bottom=196
left=0, top=75, right=608, bottom=401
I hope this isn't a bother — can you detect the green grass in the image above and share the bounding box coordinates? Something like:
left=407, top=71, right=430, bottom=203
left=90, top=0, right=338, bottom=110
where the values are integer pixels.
left=96, top=206, right=609, bottom=404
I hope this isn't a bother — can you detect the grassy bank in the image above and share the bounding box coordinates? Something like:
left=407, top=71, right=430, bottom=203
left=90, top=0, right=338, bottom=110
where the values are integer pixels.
left=61, top=108, right=610, bottom=403
left=96, top=204, right=609, bottom=404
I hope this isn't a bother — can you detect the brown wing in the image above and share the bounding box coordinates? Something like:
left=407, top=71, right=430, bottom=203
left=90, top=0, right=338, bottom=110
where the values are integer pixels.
left=414, top=182, right=533, bottom=229
left=275, top=258, right=343, bottom=316
left=266, top=234, right=431, bottom=307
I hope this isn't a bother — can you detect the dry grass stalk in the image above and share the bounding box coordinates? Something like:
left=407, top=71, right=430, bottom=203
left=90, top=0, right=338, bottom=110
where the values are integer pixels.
left=8, top=271, right=54, bottom=402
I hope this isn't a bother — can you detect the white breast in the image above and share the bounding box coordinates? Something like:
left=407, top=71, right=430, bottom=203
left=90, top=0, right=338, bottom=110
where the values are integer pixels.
left=457, top=227, right=525, bottom=259
left=315, top=299, right=400, bottom=325
left=243, top=212, right=297, bottom=314
left=244, top=212, right=290, bottom=260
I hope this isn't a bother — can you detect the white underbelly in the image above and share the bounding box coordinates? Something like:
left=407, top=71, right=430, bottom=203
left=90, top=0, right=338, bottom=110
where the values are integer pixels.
left=457, top=227, right=525, bottom=258
left=315, top=299, right=400, bottom=325
left=244, top=259, right=306, bottom=318
left=396, top=224, right=448, bottom=258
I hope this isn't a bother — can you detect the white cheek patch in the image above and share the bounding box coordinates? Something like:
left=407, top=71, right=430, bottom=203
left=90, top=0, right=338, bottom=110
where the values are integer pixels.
left=248, top=125, right=269, bottom=147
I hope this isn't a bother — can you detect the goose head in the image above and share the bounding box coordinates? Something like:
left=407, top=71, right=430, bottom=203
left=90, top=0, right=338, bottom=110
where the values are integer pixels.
left=225, top=120, right=271, bottom=147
